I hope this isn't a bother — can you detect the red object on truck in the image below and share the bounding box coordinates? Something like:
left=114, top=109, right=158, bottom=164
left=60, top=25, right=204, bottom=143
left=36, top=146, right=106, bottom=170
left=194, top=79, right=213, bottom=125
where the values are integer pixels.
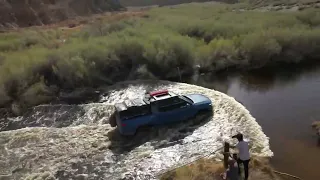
left=149, top=90, right=169, bottom=97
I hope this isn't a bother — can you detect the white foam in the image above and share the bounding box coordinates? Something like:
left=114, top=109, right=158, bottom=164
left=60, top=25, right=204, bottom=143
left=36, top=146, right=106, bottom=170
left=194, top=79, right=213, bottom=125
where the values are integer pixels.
left=100, top=81, right=273, bottom=179
left=0, top=80, right=272, bottom=180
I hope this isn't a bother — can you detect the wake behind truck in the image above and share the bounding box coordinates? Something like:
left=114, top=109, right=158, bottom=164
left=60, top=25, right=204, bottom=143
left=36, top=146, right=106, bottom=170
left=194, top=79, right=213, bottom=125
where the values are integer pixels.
left=110, top=90, right=213, bottom=136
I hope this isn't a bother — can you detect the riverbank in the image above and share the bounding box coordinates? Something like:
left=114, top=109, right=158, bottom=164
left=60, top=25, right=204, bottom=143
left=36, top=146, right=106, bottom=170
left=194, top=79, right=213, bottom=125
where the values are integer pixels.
left=160, top=156, right=285, bottom=180
left=312, top=121, right=320, bottom=138
left=1, top=2, right=320, bottom=114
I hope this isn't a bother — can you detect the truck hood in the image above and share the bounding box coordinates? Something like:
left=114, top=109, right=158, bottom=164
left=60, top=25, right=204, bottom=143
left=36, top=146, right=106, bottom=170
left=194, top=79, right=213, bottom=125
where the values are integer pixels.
left=184, top=94, right=211, bottom=105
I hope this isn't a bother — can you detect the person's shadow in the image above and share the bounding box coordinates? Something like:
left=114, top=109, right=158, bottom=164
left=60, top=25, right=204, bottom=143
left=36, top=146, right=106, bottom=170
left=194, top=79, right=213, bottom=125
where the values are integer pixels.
left=107, top=111, right=213, bottom=154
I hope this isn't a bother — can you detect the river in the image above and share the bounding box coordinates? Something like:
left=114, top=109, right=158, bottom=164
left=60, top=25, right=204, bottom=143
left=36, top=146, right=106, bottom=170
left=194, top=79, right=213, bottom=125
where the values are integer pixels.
left=1, top=62, right=319, bottom=179
left=0, top=80, right=272, bottom=179
left=189, top=63, right=320, bottom=180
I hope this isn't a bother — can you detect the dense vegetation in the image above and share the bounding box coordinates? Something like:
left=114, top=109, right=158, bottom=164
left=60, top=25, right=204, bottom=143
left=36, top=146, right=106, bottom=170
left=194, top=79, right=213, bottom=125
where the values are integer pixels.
left=119, top=0, right=222, bottom=7
left=0, top=2, right=320, bottom=112
left=247, top=0, right=320, bottom=7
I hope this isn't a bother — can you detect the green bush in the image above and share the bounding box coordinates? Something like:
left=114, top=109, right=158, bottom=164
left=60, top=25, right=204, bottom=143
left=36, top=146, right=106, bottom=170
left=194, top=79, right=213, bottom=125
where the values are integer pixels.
left=0, top=85, right=11, bottom=107
left=0, top=29, right=65, bottom=52
left=240, top=32, right=282, bottom=67
left=82, top=19, right=135, bottom=37
left=263, top=28, right=320, bottom=62
left=143, top=34, right=196, bottom=77
left=295, top=8, right=320, bottom=27
left=0, top=48, right=50, bottom=101
left=1, top=3, right=320, bottom=109
left=0, top=39, right=21, bottom=52
left=81, top=36, right=146, bottom=83
left=20, top=79, right=55, bottom=106
left=196, top=38, right=239, bottom=71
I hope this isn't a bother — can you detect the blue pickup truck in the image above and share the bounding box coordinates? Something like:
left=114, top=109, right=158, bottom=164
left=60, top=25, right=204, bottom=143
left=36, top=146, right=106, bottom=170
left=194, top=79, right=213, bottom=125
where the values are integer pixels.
left=110, top=90, right=213, bottom=136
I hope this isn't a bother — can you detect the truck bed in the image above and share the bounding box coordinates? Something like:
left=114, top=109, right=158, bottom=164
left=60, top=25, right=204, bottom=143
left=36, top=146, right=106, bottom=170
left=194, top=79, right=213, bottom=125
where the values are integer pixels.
left=115, top=98, right=151, bottom=120
left=115, top=98, right=150, bottom=111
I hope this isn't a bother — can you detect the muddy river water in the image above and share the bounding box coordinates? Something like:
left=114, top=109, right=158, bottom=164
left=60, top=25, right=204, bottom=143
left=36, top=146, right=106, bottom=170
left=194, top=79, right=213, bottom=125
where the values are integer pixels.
left=0, top=80, right=272, bottom=180
left=190, top=63, right=320, bottom=180
left=0, top=63, right=319, bottom=180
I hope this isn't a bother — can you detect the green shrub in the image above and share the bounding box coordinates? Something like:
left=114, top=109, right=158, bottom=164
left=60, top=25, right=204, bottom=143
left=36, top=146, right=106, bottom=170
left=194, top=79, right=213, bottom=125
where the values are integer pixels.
left=0, top=39, right=21, bottom=52
left=1, top=3, right=320, bottom=108
left=0, top=29, right=65, bottom=52
left=20, top=79, right=54, bottom=106
left=82, top=36, right=146, bottom=83
left=82, top=18, right=137, bottom=37
left=240, top=32, right=282, bottom=67
left=0, top=85, right=11, bottom=107
left=143, top=34, right=196, bottom=78
left=0, top=48, right=50, bottom=100
left=0, top=32, right=22, bottom=52
left=295, top=8, right=320, bottom=27
left=196, top=38, right=239, bottom=71
left=52, top=54, right=88, bottom=88
left=266, top=28, right=320, bottom=62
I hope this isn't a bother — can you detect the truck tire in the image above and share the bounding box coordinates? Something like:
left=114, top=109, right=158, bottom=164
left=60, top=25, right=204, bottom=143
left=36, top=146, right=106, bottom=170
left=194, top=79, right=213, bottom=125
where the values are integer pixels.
left=135, top=125, right=151, bottom=136
left=198, top=109, right=209, bottom=115
left=192, top=109, right=211, bottom=125
left=109, top=113, right=117, bottom=127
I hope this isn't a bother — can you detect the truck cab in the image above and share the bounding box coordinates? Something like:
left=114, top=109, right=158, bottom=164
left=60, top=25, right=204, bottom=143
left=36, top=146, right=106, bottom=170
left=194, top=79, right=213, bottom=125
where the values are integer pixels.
left=112, top=90, right=212, bottom=136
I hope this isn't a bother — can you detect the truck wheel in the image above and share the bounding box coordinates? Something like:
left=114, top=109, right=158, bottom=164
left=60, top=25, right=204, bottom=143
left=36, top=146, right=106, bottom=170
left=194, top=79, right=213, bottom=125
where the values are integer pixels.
left=192, top=109, right=207, bottom=118
left=109, top=113, right=117, bottom=127
left=192, top=109, right=210, bottom=124
left=135, top=125, right=150, bottom=136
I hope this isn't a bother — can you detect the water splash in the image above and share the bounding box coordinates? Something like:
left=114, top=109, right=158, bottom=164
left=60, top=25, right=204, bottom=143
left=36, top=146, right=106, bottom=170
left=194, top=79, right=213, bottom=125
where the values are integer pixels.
left=0, top=80, right=272, bottom=180
left=1, top=104, right=114, bottom=131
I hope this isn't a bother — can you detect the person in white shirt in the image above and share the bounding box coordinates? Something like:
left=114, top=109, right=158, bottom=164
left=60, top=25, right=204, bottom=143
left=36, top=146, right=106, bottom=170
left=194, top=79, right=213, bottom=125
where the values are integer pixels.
left=231, top=133, right=250, bottom=180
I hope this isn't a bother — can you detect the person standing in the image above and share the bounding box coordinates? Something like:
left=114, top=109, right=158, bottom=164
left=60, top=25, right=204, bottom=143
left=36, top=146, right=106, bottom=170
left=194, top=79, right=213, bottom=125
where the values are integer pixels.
left=231, top=133, right=250, bottom=180
left=220, top=154, right=239, bottom=180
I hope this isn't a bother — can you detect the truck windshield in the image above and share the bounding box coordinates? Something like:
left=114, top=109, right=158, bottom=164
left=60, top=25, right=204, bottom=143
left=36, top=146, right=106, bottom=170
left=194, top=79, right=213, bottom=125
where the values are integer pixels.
left=181, top=95, right=193, bottom=104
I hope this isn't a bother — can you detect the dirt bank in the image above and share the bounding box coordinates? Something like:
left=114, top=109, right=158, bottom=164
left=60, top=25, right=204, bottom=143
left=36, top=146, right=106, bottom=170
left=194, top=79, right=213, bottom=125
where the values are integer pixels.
left=119, top=0, right=237, bottom=7
left=312, top=121, right=320, bottom=138
left=160, top=157, right=284, bottom=180
left=0, top=0, right=123, bottom=30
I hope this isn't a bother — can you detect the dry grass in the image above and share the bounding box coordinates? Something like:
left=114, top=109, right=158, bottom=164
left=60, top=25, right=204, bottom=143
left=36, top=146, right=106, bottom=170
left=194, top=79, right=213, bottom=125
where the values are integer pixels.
left=160, top=158, right=225, bottom=180
left=250, top=157, right=276, bottom=177
left=161, top=157, right=280, bottom=180
left=311, top=121, right=320, bottom=129
left=247, top=0, right=320, bottom=7
left=311, top=121, right=320, bottom=136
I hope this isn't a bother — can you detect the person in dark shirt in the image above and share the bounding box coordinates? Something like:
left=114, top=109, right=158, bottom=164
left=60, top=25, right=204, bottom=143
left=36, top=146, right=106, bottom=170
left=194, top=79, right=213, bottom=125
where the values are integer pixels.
left=221, top=154, right=239, bottom=180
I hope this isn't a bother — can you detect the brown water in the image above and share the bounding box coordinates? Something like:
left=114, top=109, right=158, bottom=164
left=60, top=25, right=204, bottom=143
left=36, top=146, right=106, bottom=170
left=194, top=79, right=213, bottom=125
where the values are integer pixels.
left=190, top=64, right=320, bottom=180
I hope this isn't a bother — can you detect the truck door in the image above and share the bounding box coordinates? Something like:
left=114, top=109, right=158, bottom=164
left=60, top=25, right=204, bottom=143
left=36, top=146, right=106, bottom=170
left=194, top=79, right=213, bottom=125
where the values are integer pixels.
left=171, top=99, right=193, bottom=122
left=156, top=97, right=193, bottom=124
